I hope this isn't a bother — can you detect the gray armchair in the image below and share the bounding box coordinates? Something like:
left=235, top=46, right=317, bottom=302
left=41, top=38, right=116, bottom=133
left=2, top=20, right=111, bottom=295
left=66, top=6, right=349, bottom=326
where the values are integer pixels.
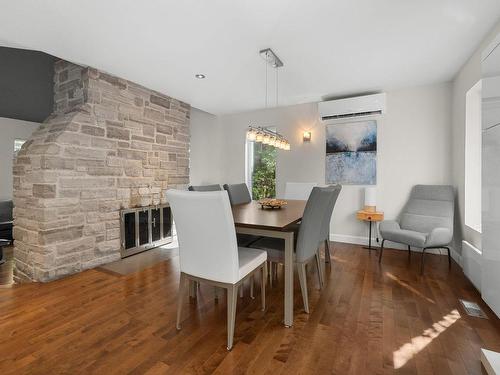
left=378, top=185, right=454, bottom=273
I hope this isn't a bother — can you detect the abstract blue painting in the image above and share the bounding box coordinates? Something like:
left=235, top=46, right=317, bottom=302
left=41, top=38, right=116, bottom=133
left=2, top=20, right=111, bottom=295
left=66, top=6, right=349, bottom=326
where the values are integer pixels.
left=325, top=120, right=377, bottom=185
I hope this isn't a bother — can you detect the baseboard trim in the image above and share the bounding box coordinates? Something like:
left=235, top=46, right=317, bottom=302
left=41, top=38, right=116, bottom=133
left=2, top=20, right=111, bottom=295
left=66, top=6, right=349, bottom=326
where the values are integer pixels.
left=330, top=233, right=459, bottom=258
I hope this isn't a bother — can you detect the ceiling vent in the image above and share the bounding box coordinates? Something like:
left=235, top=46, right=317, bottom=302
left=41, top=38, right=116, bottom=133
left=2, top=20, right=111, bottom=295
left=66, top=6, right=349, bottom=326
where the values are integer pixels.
left=319, top=93, right=386, bottom=120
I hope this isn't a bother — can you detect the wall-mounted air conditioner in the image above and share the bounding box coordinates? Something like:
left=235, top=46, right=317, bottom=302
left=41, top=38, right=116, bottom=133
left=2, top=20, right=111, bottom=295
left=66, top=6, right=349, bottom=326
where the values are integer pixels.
left=318, top=93, right=386, bottom=120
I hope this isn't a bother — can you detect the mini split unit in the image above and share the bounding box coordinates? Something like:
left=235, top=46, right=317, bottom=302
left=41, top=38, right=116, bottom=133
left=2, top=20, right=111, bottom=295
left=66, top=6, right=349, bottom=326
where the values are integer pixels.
left=318, top=93, right=386, bottom=120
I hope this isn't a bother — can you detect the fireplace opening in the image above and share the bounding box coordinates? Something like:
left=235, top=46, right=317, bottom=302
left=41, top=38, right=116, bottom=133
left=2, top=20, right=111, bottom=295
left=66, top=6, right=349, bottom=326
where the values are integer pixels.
left=120, top=204, right=173, bottom=258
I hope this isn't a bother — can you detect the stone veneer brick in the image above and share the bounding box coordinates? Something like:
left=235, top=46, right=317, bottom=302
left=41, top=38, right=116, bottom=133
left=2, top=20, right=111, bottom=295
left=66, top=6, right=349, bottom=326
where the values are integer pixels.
left=13, top=60, right=190, bottom=282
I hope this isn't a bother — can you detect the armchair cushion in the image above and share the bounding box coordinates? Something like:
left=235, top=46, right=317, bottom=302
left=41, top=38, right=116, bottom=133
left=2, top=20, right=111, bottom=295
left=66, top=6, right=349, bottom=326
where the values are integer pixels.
left=380, top=221, right=427, bottom=248
left=425, top=227, right=453, bottom=248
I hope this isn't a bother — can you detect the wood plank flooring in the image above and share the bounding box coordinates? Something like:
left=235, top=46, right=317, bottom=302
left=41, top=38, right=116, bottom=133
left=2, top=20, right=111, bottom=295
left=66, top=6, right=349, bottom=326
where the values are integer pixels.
left=0, top=242, right=499, bottom=374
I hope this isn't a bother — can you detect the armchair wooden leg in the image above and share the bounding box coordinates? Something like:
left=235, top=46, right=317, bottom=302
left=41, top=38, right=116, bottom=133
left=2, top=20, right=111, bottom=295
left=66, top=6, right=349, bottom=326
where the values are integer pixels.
left=297, top=263, right=309, bottom=313
left=261, top=262, right=267, bottom=311
left=315, top=250, right=324, bottom=289
left=227, top=284, right=238, bottom=350
left=176, top=272, right=187, bottom=330
left=378, top=239, right=385, bottom=263
left=324, top=239, right=331, bottom=263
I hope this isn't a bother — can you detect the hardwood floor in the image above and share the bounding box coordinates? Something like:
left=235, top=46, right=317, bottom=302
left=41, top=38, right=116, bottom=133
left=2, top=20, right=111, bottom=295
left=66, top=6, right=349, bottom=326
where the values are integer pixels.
left=0, top=242, right=499, bottom=374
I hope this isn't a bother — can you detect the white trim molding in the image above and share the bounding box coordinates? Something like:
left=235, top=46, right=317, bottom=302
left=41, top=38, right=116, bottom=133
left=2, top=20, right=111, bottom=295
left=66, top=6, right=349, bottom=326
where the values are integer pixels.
left=330, top=233, right=460, bottom=262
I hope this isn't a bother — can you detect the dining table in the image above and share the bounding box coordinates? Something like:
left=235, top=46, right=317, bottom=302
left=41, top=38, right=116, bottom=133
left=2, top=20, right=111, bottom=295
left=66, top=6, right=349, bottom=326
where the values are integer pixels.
left=231, top=199, right=307, bottom=327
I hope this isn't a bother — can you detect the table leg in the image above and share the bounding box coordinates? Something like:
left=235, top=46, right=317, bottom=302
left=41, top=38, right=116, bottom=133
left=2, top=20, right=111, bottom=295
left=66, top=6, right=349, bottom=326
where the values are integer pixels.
left=363, top=221, right=375, bottom=251
left=368, top=221, right=372, bottom=250
left=284, top=231, right=294, bottom=327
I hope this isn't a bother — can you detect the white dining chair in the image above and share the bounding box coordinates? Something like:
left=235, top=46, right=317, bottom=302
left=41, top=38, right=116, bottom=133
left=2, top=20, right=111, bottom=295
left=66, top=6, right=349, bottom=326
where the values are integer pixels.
left=166, top=189, right=267, bottom=350
left=284, top=182, right=318, bottom=200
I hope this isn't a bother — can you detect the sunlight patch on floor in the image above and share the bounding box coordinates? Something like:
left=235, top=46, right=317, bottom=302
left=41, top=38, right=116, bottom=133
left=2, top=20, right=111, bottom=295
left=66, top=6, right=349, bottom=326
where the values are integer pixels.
left=385, top=272, right=435, bottom=304
left=393, top=309, right=461, bottom=369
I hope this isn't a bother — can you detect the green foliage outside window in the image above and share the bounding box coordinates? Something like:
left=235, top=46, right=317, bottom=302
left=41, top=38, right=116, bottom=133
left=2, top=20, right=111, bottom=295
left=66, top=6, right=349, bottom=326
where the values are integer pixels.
left=252, top=143, right=277, bottom=200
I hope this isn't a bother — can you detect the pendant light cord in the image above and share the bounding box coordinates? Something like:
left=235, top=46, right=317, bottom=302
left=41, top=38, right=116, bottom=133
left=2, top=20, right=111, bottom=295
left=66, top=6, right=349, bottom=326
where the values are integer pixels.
left=275, top=67, right=278, bottom=107
left=265, top=53, right=268, bottom=109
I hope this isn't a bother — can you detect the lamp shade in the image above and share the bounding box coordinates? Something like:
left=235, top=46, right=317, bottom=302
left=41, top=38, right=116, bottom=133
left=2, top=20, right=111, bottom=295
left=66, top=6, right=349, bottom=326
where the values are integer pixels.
left=364, top=187, right=376, bottom=212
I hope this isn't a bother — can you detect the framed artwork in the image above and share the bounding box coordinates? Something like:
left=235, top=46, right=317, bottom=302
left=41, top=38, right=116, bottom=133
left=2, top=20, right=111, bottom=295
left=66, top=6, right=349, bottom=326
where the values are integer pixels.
left=325, top=120, right=377, bottom=185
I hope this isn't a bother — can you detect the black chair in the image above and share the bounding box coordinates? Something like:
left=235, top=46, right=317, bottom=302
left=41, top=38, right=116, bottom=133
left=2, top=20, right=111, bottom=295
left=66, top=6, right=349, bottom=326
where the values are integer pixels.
left=0, top=201, right=13, bottom=265
left=0, top=201, right=13, bottom=241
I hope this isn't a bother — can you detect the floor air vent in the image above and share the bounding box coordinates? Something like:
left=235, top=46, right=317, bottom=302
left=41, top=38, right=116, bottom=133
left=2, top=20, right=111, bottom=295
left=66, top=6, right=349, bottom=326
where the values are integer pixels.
left=459, top=299, right=488, bottom=319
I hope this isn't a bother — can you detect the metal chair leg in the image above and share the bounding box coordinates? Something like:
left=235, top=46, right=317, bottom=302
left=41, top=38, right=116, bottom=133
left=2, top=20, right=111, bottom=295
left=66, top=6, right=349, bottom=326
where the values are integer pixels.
left=445, top=246, right=451, bottom=268
left=250, top=275, right=255, bottom=299
left=324, top=239, right=331, bottom=263
left=227, top=284, right=238, bottom=350
left=176, top=273, right=187, bottom=330
left=261, top=263, right=267, bottom=311
left=421, top=248, right=428, bottom=274
left=268, top=261, right=273, bottom=288
left=315, top=251, right=324, bottom=289
left=378, top=239, right=385, bottom=263
left=297, top=263, right=309, bottom=313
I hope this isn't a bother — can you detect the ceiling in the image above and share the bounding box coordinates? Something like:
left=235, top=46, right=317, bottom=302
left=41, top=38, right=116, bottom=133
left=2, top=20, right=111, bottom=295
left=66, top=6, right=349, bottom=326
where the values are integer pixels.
left=1, top=1, right=499, bottom=115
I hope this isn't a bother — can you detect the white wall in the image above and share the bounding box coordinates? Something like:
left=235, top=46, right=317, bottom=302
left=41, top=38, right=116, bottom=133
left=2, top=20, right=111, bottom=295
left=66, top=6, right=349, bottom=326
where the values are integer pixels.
left=451, top=20, right=500, bottom=253
left=189, top=108, right=222, bottom=186
left=0, top=117, right=40, bottom=201
left=199, top=83, right=453, bottom=243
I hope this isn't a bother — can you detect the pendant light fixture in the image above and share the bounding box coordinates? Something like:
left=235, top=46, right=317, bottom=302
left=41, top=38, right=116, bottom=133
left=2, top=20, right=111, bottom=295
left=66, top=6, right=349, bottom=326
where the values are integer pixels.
left=246, top=48, right=290, bottom=151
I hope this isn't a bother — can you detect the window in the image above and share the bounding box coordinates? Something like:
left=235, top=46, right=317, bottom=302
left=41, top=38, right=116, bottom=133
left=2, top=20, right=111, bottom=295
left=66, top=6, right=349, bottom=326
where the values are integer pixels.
left=14, top=139, right=26, bottom=154
left=465, top=80, right=482, bottom=233
left=246, top=128, right=277, bottom=200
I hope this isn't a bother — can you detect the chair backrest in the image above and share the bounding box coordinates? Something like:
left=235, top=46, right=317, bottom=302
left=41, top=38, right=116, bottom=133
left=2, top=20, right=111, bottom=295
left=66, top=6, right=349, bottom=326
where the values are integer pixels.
left=296, top=186, right=337, bottom=262
left=284, top=182, right=318, bottom=200
left=166, top=190, right=240, bottom=284
left=188, top=184, right=222, bottom=192
left=320, top=185, right=342, bottom=241
left=223, top=183, right=252, bottom=205
left=400, top=185, right=454, bottom=234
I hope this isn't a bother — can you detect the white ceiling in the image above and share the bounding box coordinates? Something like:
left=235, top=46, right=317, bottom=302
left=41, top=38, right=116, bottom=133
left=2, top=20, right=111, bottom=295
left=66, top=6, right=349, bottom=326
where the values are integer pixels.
left=1, top=0, right=499, bottom=115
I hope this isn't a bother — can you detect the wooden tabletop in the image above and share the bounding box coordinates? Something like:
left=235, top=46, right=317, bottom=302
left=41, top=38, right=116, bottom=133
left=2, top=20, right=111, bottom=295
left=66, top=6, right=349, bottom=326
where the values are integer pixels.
left=232, top=200, right=307, bottom=231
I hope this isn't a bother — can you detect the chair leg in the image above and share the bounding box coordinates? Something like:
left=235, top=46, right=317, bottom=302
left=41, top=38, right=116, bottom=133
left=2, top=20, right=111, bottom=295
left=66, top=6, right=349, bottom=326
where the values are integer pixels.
left=176, top=272, right=187, bottom=330
left=239, top=283, right=244, bottom=298
left=227, top=284, right=238, bottom=350
left=324, top=239, right=331, bottom=263
left=445, top=247, right=451, bottom=268
left=189, top=280, right=197, bottom=300
left=261, top=262, right=267, bottom=311
left=315, top=251, right=324, bottom=289
left=408, top=245, right=411, bottom=258
left=378, top=239, right=385, bottom=263
left=250, top=275, right=255, bottom=299
left=268, top=261, right=273, bottom=288
left=297, top=263, right=310, bottom=313
left=421, top=248, right=428, bottom=275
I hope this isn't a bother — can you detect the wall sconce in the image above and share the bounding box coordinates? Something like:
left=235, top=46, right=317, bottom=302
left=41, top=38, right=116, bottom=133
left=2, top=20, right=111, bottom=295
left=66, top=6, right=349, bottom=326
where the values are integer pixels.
left=303, top=131, right=312, bottom=142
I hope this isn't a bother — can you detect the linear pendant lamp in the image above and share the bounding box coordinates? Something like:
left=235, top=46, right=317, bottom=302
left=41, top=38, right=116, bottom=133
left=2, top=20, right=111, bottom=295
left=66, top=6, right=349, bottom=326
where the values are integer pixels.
left=246, top=48, right=290, bottom=151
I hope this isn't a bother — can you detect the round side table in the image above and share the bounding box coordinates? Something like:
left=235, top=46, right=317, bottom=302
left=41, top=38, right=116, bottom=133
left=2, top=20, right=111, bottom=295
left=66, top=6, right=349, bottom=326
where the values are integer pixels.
left=356, top=210, right=384, bottom=251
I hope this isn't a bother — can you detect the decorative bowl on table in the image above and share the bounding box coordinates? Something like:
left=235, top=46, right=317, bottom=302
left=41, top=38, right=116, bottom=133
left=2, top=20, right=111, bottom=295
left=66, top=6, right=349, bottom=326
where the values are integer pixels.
left=258, top=198, right=287, bottom=209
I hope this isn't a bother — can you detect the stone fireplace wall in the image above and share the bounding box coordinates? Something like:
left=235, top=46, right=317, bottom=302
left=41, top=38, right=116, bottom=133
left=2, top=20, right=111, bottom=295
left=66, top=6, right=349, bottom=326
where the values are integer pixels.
left=13, top=60, right=190, bottom=282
